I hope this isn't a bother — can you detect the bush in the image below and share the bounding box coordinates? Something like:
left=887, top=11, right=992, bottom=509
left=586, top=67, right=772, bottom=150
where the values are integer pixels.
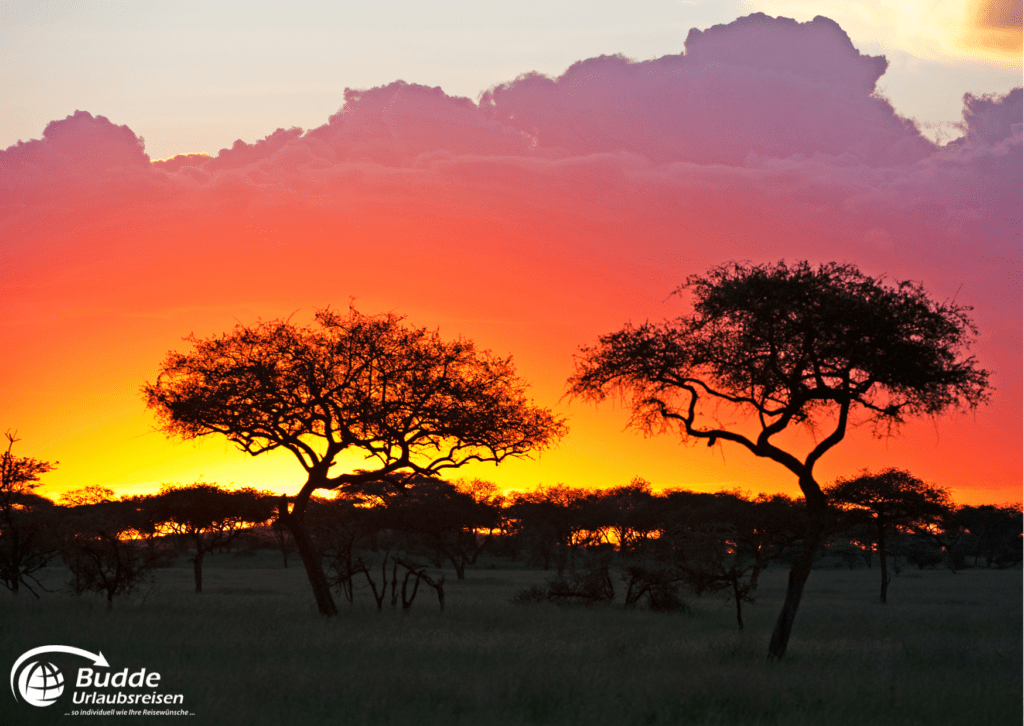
left=511, top=567, right=615, bottom=606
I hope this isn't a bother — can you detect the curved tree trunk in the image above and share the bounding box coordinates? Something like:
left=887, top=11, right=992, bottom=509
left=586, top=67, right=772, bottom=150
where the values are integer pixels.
left=767, top=533, right=819, bottom=661
left=278, top=495, right=338, bottom=617
left=768, top=482, right=827, bottom=661
left=445, top=551, right=466, bottom=580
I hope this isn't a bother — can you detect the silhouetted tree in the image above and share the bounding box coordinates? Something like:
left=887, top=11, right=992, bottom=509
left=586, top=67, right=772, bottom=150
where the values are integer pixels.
left=893, top=533, right=946, bottom=570
left=320, top=494, right=447, bottom=614
left=0, top=431, right=59, bottom=596
left=957, top=504, right=1023, bottom=568
left=509, top=485, right=596, bottom=575
left=308, top=496, right=371, bottom=604
left=567, top=260, right=991, bottom=659
left=828, top=537, right=869, bottom=570
left=620, top=563, right=687, bottom=611
left=146, top=483, right=275, bottom=592
left=728, top=493, right=805, bottom=590
left=392, top=555, right=446, bottom=612
left=61, top=490, right=174, bottom=609
left=646, top=491, right=799, bottom=630
left=677, top=522, right=757, bottom=631
left=394, top=478, right=501, bottom=580
left=270, top=519, right=295, bottom=568
left=600, top=478, right=661, bottom=554
left=827, top=468, right=952, bottom=603
left=144, top=306, right=566, bottom=616
left=59, top=485, right=116, bottom=508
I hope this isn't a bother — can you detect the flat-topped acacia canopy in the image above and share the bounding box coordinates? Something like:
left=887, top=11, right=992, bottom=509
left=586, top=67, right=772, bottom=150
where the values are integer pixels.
left=144, top=306, right=566, bottom=615
left=568, top=260, right=991, bottom=506
left=145, top=307, right=565, bottom=490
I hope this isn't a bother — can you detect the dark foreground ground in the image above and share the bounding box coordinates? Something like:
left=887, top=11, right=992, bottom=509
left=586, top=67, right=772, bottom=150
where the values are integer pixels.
left=2, top=553, right=1021, bottom=726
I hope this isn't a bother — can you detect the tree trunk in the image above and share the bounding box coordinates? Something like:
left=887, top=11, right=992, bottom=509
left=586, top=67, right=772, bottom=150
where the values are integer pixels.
left=767, top=533, right=819, bottom=661
left=877, top=520, right=889, bottom=604
left=193, top=549, right=204, bottom=593
left=732, top=575, right=744, bottom=632
left=278, top=496, right=338, bottom=617
left=390, top=558, right=400, bottom=609
left=446, top=552, right=466, bottom=580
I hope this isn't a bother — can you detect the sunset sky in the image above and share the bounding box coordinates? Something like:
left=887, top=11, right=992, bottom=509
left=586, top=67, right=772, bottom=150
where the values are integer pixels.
left=1, top=1, right=1020, bottom=506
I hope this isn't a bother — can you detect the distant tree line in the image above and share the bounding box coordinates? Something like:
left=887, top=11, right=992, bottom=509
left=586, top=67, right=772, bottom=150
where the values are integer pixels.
left=3, top=430, right=1020, bottom=617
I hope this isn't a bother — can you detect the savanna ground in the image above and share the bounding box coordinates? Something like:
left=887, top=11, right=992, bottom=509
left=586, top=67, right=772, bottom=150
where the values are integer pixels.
left=2, top=553, right=1020, bottom=726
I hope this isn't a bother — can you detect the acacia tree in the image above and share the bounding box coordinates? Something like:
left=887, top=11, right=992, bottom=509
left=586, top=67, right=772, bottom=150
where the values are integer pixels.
left=956, top=504, right=1023, bottom=568
left=600, top=478, right=661, bottom=555
left=0, top=431, right=59, bottom=596
left=144, top=306, right=566, bottom=616
left=567, top=260, right=990, bottom=659
left=391, top=478, right=501, bottom=580
left=61, top=489, right=174, bottom=610
left=146, top=483, right=275, bottom=593
left=826, top=468, right=952, bottom=604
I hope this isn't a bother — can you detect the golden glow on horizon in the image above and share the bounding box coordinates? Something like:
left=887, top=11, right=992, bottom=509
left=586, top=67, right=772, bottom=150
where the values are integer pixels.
left=27, top=396, right=1014, bottom=509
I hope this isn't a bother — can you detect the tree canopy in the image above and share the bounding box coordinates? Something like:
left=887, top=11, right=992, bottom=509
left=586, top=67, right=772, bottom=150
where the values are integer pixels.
left=567, top=260, right=991, bottom=506
left=146, top=483, right=275, bottom=592
left=145, top=307, right=565, bottom=493
left=143, top=306, right=566, bottom=615
left=827, top=468, right=952, bottom=603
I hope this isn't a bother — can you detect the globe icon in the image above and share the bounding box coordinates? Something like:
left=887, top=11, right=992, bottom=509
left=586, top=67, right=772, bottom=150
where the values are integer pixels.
left=18, top=661, right=64, bottom=707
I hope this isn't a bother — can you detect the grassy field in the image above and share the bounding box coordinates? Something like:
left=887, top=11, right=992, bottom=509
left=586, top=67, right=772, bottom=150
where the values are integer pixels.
left=2, top=553, right=1020, bottom=725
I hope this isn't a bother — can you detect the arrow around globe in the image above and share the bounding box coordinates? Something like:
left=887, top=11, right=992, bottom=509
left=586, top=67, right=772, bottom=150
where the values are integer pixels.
left=10, top=646, right=109, bottom=702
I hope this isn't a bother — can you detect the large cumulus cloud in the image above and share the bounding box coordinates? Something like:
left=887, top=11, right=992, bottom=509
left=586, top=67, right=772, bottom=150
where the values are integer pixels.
left=1, top=14, right=1020, bottom=500
left=479, top=14, right=931, bottom=166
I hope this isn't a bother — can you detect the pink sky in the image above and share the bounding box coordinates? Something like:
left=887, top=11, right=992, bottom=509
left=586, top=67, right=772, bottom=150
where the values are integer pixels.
left=1, top=13, right=1020, bottom=505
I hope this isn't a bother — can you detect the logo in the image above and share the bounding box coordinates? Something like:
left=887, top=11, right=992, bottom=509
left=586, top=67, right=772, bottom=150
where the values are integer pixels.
left=10, top=645, right=190, bottom=716
left=11, top=646, right=108, bottom=708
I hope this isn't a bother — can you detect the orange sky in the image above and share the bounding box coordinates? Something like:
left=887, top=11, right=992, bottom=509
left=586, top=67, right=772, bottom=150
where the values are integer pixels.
left=1, top=15, right=1020, bottom=507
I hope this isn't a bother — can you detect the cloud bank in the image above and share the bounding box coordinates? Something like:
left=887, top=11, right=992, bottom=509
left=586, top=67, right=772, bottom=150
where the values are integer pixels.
left=1, top=14, right=1020, bottom=501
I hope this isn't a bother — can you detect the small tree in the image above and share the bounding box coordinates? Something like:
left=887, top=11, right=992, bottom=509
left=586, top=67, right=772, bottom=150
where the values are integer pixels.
left=144, top=306, right=566, bottom=616
left=270, top=519, right=295, bottom=567
left=826, top=468, right=952, bottom=603
left=600, top=479, right=662, bottom=555
left=146, top=483, right=275, bottom=592
left=727, top=493, right=805, bottom=591
left=391, top=477, right=501, bottom=580
left=509, top=485, right=594, bottom=575
left=0, top=431, right=59, bottom=596
left=676, top=522, right=757, bottom=631
left=61, top=491, right=174, bottom=609
left=568, top=260, right=991, bottom=659
left=953, top=504, right=1023, bottom=568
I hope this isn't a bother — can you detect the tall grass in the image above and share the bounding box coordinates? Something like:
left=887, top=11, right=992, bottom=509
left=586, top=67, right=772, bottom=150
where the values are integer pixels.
left=2, top=554, right=1020, bottom=725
